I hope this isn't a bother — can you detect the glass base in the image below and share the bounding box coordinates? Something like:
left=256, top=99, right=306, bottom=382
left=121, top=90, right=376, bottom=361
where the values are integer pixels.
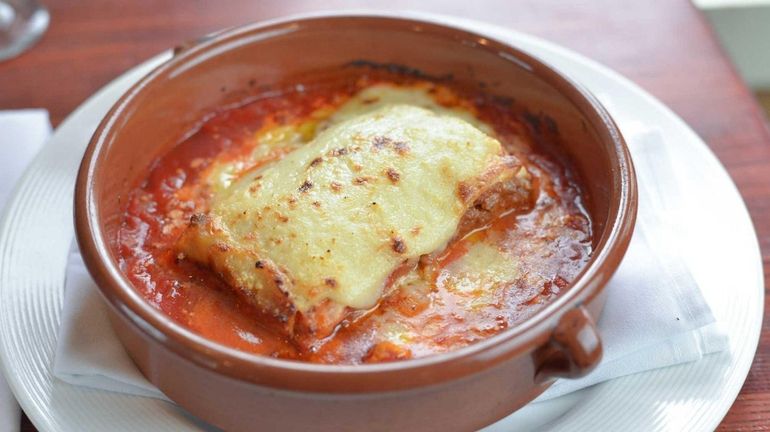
left=0, top=5, right=49, bottom=61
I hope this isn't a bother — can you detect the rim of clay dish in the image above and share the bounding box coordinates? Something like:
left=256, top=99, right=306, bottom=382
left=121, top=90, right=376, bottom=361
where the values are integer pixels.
left=75, top=13, right=637, bottom=394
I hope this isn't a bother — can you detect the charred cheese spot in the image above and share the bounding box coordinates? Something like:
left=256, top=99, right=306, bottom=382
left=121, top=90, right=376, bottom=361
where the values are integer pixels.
left=329, top=147, right=349, bottom=157
left=393, top=141, right=409, bottom=155
left=371, top=135, right=410, bottom=155
left=385, top=168, right=400, bottom=184
left=309, top=157, right=323, bottom=168
left=391, top=237, right=406, bottom=254
left=372, top=135, right=391, bottom=149
left=298, top=180, right=313, bottom=193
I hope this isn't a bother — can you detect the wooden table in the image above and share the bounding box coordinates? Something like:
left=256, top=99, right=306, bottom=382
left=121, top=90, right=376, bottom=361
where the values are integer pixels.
left=2, top=0, right=768, bottom=430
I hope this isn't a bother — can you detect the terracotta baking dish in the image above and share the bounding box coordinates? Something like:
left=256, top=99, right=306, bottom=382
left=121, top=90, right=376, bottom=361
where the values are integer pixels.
left=75, top=15, right=637, bottom=431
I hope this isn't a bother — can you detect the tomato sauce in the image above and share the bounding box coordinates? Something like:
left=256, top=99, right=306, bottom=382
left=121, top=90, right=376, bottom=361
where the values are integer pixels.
left=117, top=72, right=592, bottom=364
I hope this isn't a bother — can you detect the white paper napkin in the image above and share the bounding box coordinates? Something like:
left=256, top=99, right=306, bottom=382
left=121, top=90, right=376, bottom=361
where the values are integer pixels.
left=540, top=127, right=729, bottom=399
left=54, top=247, right=167, bottom=400
left=0, top=109, right=52, bottom=432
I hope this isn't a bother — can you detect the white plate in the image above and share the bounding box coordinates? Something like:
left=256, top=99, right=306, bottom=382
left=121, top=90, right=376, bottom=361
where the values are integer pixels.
left=0, top=12, right=763, bottom=432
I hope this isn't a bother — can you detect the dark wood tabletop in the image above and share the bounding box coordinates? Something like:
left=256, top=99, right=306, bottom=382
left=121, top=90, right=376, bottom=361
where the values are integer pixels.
left=2, top=0, right=769, bottom=430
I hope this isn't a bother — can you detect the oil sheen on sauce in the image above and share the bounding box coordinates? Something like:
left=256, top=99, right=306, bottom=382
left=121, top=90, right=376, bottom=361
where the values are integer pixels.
left=117, top=74, right=592, bottom=364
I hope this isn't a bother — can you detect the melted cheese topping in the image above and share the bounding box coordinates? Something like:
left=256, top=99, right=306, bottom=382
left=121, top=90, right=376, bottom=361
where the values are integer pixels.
left=439, top=242, right=518, bottom=309
left=205, top=84, right=490, bottom=196
left=178, top=103, right=525, bottom=336
left=328, top=83, right=492, bottom=133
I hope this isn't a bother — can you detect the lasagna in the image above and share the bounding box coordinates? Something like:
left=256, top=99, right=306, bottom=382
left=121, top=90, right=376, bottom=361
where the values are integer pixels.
left=118, top=76, right=592, bottom=363
left=177, top=104, right=533, bottom=340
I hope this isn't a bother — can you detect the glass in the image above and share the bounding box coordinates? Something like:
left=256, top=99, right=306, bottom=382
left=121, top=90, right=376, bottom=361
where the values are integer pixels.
left=0, top=0, right=48, bottom=61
